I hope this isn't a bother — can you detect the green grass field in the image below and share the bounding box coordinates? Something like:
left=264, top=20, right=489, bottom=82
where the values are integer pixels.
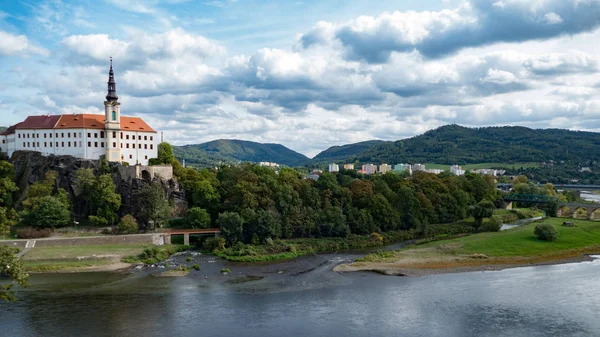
left=360, top=218, right=600, bottom=266
left=424, top=162, right=540, bottom=171
left=22, top=244, right=151, bottom=261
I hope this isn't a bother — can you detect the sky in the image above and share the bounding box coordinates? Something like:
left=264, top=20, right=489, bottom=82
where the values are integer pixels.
left=1, top=0, right=600, bottom=158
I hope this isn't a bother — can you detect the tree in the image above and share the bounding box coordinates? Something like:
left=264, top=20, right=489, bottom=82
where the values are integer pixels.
left=156, top=142, right=175, bottom=165
left=0, top=161, right=18, bottom=234
left=20, top=196, right=71, bottom=228
left=218, top=211, right=244, bottom=246
left=75, top=169, right=121, bottom=224
left=471, top=200, right=495, bottom=229
left=534, top=223, right=558, bottom=241
left=184, top=207, right=211, bottom=229
left=136, top=181, right=171, bottom=230
left=0, top=245, right=29, bottom=302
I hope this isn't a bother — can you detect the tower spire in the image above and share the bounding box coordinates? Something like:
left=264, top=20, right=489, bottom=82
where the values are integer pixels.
left=106, top=57, right=118, bottom=102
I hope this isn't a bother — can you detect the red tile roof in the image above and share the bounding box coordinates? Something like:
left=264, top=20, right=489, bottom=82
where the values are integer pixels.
left=17, top=115, right=61, bottom=130
left=53, top=114, right=156, bottom=133
left=55, top=114, right=105, bottom=130
left=4, top=114, right=156, bottom=133
left=120, top=116, right=155, bottom=132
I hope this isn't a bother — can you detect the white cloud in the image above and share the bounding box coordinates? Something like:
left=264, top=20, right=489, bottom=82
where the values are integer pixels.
left=0, top=30, right=49, bottom=57
left=544, top=12, right=564, bottom=25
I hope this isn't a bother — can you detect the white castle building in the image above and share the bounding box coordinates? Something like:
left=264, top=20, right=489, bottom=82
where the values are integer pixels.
left=0, top=59, right=158, bottom=165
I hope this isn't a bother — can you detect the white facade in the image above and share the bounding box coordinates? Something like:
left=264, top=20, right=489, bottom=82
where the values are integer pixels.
left=343, top=164, right=354, bottom=170
left=450, top=165, right=466, bottom=176
left=328, top=163, right=339, bottom=172
left=362, top=164, right=377, bottom=175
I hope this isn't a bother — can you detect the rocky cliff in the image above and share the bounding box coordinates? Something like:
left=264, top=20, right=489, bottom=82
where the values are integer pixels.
left=10, top=151, right=187, bottom=220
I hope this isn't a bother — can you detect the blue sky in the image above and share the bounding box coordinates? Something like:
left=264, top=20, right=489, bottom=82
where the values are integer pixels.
left=1, top=0, right=600, bottom=157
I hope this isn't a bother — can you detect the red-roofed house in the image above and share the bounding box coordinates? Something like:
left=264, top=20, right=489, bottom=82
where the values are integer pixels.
left=0, top=60, right=158, bottom=165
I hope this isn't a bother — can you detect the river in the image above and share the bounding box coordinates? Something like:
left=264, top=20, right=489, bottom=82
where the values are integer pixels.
left=1, top=252, right=600, bottom=337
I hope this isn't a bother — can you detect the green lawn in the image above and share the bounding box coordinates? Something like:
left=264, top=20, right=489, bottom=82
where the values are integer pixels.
left=413, top=217, right=600, bottom=258
left=424, top=162, right=540, bottom=171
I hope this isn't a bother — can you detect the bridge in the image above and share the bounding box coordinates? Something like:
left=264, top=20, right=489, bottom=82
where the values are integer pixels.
left=503, top=194, right=600, bottom=220
left=161, top=228, right=220, bottom=245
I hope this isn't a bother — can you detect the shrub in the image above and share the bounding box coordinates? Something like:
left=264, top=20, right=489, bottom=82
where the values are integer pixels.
left=480, top=215, right=502, bottom=232
left=534, top=223, right=558, bottom=241
left=192, top=264, right=200, bottom=270
left=203, top=237, right=226, bottom=252
left=15, top=227, right=53, bottom=239
left=186, top=256, right=193, bottom=262
left=118, top=214, right=138, bottom=234
left=88, top=215, right=109, bottom=227
left=221, top=268, right=230, bottom=273
left=370, top=232, right=384, bottom=242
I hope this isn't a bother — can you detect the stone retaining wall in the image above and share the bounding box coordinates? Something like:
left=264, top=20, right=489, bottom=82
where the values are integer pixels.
left=0, top=234, right=166, bottom=248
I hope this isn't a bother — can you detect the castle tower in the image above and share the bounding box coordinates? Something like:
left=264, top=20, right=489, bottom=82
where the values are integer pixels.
left=104, top=57, right=122, bottom=162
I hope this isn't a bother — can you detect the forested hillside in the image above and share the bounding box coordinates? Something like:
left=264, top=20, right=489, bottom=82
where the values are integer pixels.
left=173, top=139, right=308, bottom=168
left=311, top=140, right=385, bottom=165
left=342, top=125, right=600, bottom=165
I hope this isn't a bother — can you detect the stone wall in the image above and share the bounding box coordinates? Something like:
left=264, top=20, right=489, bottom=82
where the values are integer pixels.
left=0, top=233, right=167, bottom=248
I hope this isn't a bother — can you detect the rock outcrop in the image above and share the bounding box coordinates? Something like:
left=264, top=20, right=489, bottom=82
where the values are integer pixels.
left=10, top=151, right=187, bottom=220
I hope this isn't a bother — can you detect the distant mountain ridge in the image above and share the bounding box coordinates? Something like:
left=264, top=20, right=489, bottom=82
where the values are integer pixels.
left=343, top=125, right=600, bottom=165
left=173, top=139, right=308, bottom=168
left=172, top=125, right=600, bottom=169
left=310, top=140, right=385, bottom=165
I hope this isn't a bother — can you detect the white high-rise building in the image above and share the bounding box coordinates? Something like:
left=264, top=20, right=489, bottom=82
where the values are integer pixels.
left=379, top=164, right=392, bottom=174
left=450, top=165, right=466, bottom=176
left=0, top=60, right=158, bottom=165
left=328, top=163, right=340, bottom=172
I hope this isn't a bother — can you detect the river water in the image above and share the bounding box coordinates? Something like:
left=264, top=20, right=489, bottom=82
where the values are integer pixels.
left=1, top=252, right=600, bottom=337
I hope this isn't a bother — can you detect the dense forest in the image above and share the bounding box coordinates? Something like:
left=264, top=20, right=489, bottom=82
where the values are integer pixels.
left=173, top=139, right=308, bottom=168
left=345, top=125, right=600, bottom=165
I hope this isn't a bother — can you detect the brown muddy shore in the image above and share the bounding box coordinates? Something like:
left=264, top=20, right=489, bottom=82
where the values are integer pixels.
left=333, top=254, right=596, bottom=277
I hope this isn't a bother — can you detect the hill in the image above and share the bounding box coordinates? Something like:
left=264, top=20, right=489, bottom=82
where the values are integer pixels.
left=347, top=125, right=600, bottom=165
left=311, top=140, right=385, bottom=165
left=173, top=139, right=309, bottom=168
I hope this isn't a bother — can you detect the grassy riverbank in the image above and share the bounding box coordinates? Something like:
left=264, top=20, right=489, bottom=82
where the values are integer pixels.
left=336, top=217, right=600, bottom=275
left=21, top=244, right=152, bottom=272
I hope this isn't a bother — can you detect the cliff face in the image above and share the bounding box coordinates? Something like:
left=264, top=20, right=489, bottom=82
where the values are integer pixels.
left=10, top=151, right=187, bottom=220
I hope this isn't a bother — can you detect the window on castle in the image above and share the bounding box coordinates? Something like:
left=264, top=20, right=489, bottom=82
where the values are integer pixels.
left=62, top=142, right=64, bottom=147
left=150, top=144, right=153, bottom=150
left=61, top=133, right=64, bottom=138
left=44, top=133, right=46, bottom=138
left=26, top=134, right=29, bottom=139
left=95, top=142, right=98, bottom=147
left=94, top=133, right=98, bottom=138
left=44, top=142, right=46, bottom=147
left=79, top=142, right=82, bottom=147
left=100, top=132, right=105, bottom=138
left=18, top=134, right=21, bottom=139
left=68, top=133, right=71, bottom=138
left=101, top=142, right=104, bottom=148
left=138, top=136, right=141, bottom=140
left=23, top=142, right=25, bottom=147
left=126, top=144, right=129, bottom=149
left=144, top=144, right=147, bottom=149
left=150, top=136, right=153, bottom=141
left=37, top=142, right=39, bottom=147
left=129, top=155, right=132, bottom=159
left=27, top=142, right=30, bottom=147
left=113, top=142, right=116, bottom=148
left=56, top=142, right=59, bottom=147
left=68, top=142, right=71, bottom=147
left=120, top=132, right=123, bottom=139
left=139, top=144, right=142, bottom=149
left=113, top=132, right=116, bottom=138
left=145, top=155, right=148, bottom=160
left=120, top=143, right=123, bottom=149
left=2, top=140, right=5, bottom=144
left=88, top=133, right=91, bottom=138
left=144, top=136, right=147, bottom=141
left=88, top=142, right=91, bottom=147
left=112, top=111, right=116, bottom=121
left=126, top=135, right=129, bottom=140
